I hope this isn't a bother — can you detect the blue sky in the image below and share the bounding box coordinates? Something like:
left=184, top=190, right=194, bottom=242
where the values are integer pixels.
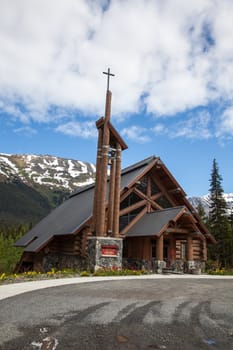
left=0, top=0, right=233, bottom=197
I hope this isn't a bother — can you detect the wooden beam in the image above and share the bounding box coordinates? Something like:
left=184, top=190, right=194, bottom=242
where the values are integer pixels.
left=147, top=176, right=151, bottom=212
left=120, top=200, right=147, bottom=216
left=166, top=228, right=190, bottom=234
left=120, top=206, right=147, bottom=237
left=124, top=158, right=159, bottom=191
left=120, top=187, right=134, bottom=202
left=151, top=193, right=163, bottom=201
left=134, top=188, right=163, bottom=210
left=150, top=173, right=177, bottom=206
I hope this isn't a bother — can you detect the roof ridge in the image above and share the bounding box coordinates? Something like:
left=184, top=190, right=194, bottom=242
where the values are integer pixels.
left=121, top=155, right=158, bottom=175
left=70, top=155, right=158, bottom=198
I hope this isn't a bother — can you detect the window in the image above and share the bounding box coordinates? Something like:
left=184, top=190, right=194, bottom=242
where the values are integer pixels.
left=155, top=195, right=171, bottom=208
left=119, top=207, right=144, bottom=231
left=151, top=178, right=160, bottom=195
left=151, top=239, right=156, bottom=258
left=135, top=176, right=147, bottom=195
left=120, top=192, right=142, bottom=210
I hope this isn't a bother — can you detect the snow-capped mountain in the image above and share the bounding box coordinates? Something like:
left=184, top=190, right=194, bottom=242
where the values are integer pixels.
left=0, top=153, right=96, bottom=192
left=188, top=193, right=233, bottom=214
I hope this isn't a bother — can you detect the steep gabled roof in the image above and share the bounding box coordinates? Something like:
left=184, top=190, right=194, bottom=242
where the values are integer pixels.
left=15, top=155, right=215, bottom=252
left=15, top=156, right=157, bottom=252
left=126, top=206, right=186, bottom=237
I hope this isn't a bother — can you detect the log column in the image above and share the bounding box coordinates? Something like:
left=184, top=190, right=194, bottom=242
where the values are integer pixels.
left=156, top=235, right=164, bottom=261
left=92, top=127, right=103, bottom=234
left=147, top=176, right=151, bottom=212
left=187, top=236, right=193, bottom=261
left=154, top=234, right=165, bottom=273
left=95, top=91, right=112, bottom=237
left=113, top=143, right=122, bottom=237
left=107, top=156, right=116, bottom=235
left=169, top=235, right=176, bottom=262
left=203, top=238, right=207, bottom=261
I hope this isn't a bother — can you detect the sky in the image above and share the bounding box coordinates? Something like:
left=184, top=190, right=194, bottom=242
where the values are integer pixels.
left=0, top=0, right=233, bottom=197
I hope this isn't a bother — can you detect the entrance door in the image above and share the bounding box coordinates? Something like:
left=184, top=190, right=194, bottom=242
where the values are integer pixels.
left=163, top=239, right=169, bottom=263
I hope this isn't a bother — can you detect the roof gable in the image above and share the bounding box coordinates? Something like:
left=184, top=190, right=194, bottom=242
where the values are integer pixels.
left=15, top=156, right=157, bottom=252
left=15, top=155, right=215, bottom=251
left=126, top=206, right=186, bottom=237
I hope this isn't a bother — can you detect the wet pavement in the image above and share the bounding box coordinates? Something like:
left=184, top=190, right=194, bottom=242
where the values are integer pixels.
left=0, top=278, right=233, bottom=349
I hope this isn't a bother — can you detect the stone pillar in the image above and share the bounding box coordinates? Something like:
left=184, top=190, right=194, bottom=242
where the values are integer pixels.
left=154, top=235, right=166, bottom=273
left=112, top=143, right=122, bottom=237
left=87, top=237, right=123, bottom=272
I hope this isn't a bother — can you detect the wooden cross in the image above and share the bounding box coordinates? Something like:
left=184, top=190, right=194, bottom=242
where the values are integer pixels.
left=103, top=68, right=115, bottom=91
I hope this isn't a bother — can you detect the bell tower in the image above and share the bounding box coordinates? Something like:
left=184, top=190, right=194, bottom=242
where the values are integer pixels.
left=88, top=68, right=127, bottom=271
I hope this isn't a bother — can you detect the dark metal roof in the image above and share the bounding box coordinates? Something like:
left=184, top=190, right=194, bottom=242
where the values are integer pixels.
left=70, top=155, right=157, bottom=197
left=126, top=206, right=185, bottom=237
left=17, top=186, right=95, bottom=252
left=16, top=156, right=157, bottom=252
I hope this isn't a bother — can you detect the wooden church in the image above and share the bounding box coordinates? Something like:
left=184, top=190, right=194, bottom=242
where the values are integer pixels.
left=15, top=69, right=215, bottom=273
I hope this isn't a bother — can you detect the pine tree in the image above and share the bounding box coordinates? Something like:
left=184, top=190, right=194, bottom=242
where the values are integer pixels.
left=196, top=200, right=208, bottom=224
left=208, top=159, right=230, bottom=267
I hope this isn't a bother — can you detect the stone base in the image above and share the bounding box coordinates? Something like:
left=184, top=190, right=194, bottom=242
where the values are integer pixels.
left=40, top=253, right=87, bottom=272
left=184, top=260, right=205, bottom=274
left=122, top=258, right=152, bottom=271
left=87, top=237, right=123, bottom=272
left=152, top=260, right=166, bottom=273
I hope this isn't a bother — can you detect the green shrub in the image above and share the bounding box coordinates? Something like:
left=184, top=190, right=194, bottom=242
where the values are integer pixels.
left=93, top=268, right=145, bottom=277
left=79, top=271, right=91, bottom=277
left=208, top=268, right=233, bottom=275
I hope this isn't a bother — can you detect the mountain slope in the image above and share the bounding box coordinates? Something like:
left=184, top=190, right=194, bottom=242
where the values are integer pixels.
left=0, top=179, right=52, bottom=226
left=0, top=153, right=96, bottom=191
left=0, top=153, right=96, bottom=227
left=188, top=193, right=233, bottom=214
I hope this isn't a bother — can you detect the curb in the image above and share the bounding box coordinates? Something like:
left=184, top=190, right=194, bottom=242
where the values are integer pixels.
left=1, top=274, right=233, bottom=301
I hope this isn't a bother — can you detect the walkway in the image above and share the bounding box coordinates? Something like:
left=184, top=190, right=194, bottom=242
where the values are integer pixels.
left=1, top=274, right=233, bottom=300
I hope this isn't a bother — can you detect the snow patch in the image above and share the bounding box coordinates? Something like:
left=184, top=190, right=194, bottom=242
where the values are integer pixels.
left=90, top=163, right=96, bottom=172
left=0, top=156, right=19, bottom=173
left=78, top=161, right=87, bottom=173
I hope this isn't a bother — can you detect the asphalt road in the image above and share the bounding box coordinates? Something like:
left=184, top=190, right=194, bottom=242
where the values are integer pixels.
left=0, top=278, right=233, bottom=350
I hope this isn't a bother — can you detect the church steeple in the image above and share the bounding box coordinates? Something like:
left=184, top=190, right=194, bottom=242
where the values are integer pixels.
left=92, top=69, right=127, bottom=237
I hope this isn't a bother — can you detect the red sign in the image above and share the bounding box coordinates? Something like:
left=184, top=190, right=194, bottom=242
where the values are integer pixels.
left=101, top=245, right=118, bottom=256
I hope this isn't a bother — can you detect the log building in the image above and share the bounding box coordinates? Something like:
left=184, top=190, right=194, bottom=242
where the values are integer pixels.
left=15, top=69, right=215, bottom=273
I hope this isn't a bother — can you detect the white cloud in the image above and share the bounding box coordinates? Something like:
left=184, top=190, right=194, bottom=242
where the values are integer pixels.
left=217, top=107, right=233, bottom=137
left=14, top=126, right=37, bottom=135
left=121, top=125, right=151, bottom=143
left=170, top=111, right=212, bottom=139
left=0, top=0, right=233, bottom=139
left=151, top=124, right=167, bottom=135
left=150, top=111, right=213, bottom=140
left=56, top=121, right=97, bottom=139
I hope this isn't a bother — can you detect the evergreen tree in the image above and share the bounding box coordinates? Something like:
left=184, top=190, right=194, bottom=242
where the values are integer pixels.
left=196, top=200, right=208, bottom=224
left=228, top=209, right=233, bottom=267
left=208, top=159, right=231, bottom=267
